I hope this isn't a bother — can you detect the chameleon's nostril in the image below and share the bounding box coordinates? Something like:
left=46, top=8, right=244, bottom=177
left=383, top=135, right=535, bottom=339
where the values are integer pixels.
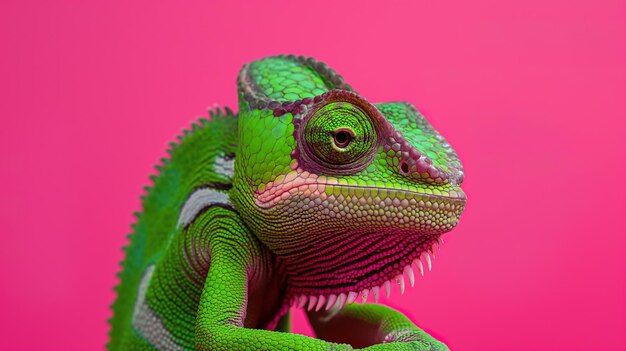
left=399, top=161, right=409, bottom=174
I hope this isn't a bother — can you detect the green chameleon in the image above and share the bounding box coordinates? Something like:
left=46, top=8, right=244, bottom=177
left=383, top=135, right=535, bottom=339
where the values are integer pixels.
left=108, top=55, right=466, bottom=350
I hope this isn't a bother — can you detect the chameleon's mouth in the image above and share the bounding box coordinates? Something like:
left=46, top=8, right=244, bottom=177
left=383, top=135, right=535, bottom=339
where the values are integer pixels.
left=256, top=176, right=466, bottom=211
left=254, top=177, right=466, bottom=236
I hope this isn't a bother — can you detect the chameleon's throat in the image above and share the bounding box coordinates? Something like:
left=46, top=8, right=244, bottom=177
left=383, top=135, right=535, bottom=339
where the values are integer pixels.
left=282, top=233, right=442, bottom=312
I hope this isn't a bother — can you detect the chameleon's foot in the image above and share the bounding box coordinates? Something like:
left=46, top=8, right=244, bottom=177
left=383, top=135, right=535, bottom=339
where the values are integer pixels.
left=360, top=335, right=449, bottom=351
left=307, top=305, right=449, bottom=351
left=354, top=330, right=449, bottom=351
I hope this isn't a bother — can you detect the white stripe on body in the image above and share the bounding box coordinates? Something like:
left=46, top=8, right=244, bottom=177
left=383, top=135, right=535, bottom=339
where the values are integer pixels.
left=177, top=188, right=231, bottom=228
left=214, top=154, right=235, bottom=178
left=132, top=265, right=184, bottom=351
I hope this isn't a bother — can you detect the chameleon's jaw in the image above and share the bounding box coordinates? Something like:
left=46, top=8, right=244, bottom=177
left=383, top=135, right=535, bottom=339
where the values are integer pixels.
left=240, top=170, right=466, bottom=311
left=254, top=170, right=466, bottom=234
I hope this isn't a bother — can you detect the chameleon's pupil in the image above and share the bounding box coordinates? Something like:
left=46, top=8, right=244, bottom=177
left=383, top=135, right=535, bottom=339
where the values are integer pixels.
left=333, top=130, right=351, bottom=148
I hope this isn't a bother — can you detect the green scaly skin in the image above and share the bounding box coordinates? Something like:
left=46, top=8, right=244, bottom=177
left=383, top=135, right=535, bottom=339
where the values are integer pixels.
left=108, top=55, right=466, bottom=350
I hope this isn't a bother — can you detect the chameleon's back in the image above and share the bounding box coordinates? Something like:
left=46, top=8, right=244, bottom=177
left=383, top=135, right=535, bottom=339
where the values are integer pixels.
left=108, top=110, right=238, bottom=350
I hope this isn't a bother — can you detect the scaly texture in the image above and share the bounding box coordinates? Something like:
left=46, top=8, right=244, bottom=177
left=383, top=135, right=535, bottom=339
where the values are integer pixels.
left=109, top=55, right=467, bottom=351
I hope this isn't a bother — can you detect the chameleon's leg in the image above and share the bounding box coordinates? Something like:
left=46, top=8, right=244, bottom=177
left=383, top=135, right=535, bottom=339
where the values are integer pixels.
left=193, top=210, right=352, bottom=351
left=306, top=304, right=449, bottom=351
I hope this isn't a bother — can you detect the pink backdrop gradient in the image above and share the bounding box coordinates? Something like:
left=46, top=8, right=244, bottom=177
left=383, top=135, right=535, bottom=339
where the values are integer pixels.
left=1, top=1, right=625, bottom=350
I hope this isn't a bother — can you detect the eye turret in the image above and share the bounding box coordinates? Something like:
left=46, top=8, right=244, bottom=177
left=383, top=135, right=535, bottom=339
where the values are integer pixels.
left=301, top=102, right=378, bottom=173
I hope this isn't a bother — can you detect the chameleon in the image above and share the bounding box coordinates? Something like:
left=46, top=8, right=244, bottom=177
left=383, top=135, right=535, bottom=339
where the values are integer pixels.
left=108, top=55, right=466, bottom=351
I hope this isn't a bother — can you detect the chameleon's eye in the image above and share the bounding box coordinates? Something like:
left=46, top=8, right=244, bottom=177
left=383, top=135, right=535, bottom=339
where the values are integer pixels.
left=302, top=102, right=377, bottom=172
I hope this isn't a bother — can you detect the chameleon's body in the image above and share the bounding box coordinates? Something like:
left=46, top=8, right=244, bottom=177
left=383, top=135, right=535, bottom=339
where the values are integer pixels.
left=109, top=55, right=466, bottom=350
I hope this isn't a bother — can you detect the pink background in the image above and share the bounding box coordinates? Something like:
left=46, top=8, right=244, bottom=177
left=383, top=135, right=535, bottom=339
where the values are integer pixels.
left=1, top=1, right=625, bottom=350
